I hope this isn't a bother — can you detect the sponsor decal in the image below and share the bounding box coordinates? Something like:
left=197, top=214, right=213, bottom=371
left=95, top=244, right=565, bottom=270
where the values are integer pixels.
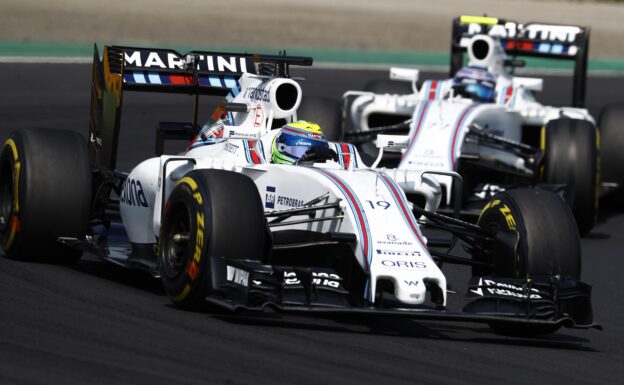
left=120, top=178, right=149, bottom=208
left=377, top=249, right=422, bottom=257
left=243, top=86, right=270, bottom=102
left=283, top=271, right=341, bottom=289
left=264, top=186, right=304, bottom=209
left=265, top=186, right=276, bottom=209
left=226, top=266, right=250, bottom=287
left=228, top=130, right=258, bottom=139
left=377, top=234, right=413, bottom=246
left=380, top=259, right=427, bottom=269
left=465, top=22, right=581, bottom=44
left=224, top=142, right=239, bottom=154
left=408, top=160, right=445, bottom=168
left=253, top=104, right=264, bottom=127
left=470, top=278, right=542, bottom=299
left=276, top=195, right=304, bottom=208
left=404, top=280, right=419, bottom=287
left=123, top=51, right=250, bottom=73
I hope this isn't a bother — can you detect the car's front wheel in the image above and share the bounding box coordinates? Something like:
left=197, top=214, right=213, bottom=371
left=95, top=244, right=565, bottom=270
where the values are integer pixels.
left=476, top=188, right=581, bottom=335
left=159, top=169, right=269, bottom=309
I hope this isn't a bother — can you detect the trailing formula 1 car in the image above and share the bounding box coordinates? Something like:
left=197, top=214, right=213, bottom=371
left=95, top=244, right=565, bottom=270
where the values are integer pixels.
left=343, top=16, right=608, bottom=234
left=0, top=44, right=599, bottom=335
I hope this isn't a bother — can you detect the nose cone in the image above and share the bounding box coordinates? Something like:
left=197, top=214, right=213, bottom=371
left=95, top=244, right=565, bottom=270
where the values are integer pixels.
left=394, top=277, right=428, bottom=305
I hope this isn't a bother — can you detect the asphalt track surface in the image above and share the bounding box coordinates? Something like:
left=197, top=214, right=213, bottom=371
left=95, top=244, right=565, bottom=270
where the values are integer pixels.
left=1, top=63, right=624, bottom=385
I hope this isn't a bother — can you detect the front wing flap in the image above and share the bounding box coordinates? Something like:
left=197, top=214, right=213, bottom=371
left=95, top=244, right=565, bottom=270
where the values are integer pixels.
left=207, top=257, right=599, bottom=330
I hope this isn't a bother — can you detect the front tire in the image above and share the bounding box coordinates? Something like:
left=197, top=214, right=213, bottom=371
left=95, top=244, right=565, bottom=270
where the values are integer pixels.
left=541, top=118, right=598, bottom=235
left=159, top=169, right=269, bottom=309
left=0, top=128, right=91, bottom=263
left=476, top=188, right=581, bottom=279
left=476, top=189, right=581, bottom=336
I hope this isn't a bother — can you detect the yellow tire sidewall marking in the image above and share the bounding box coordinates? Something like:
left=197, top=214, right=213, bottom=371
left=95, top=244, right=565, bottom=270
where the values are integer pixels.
left=2, top=139, right=21, bottom=250
left=168, top=176, right=206, bottom=302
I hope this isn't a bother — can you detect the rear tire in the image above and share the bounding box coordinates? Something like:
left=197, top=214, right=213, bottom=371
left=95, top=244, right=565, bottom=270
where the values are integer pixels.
left=598, top=104, right=624, bottom=196
left=0, top=128, right=91, bottom=263
left=541, top=118, right=598, bottom=235
left=476, top=189, right=581, bottom=336
left=159, top=169, right=268, bottom=310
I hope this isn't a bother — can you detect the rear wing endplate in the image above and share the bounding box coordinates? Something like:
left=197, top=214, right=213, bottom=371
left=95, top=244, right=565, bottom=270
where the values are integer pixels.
left=88, top=44, right=312, bottom=169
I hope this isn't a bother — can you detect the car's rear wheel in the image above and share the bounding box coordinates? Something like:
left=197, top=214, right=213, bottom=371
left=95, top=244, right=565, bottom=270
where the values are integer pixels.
left=598, top=104, right=624, bottom=203
left=0, top=128, right=91, bottom=263
left=159, top=169, right=269, bottom=310
left=476, top=188, right=581, bottom=335
left=541, top=118, right=598, bottom=235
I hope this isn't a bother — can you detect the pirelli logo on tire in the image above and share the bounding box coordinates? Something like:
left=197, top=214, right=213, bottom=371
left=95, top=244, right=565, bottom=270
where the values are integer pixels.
left=478, top=199, right=517, bottom=230
left=170, top=176, right=205, bottom=303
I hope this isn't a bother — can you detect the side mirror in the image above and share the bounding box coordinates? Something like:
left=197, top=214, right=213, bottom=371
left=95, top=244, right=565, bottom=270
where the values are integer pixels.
left=389, top=67, right=419, bottom=93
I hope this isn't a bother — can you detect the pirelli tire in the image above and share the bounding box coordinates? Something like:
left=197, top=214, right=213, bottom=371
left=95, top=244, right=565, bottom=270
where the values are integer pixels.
left=0, top=128, right=91, bottom=263
left=159, top=169, right=269, bottom=310
left=541, top=118, right=599, bottom=235
left=476, top=188, right=581, bottom=336
left=297, top=96, right=343, bottom=141
left=598, top=104, right=624, bottom=195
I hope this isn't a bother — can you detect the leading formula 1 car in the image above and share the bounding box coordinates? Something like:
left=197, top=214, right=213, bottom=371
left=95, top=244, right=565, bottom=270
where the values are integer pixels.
left=0, top=44, right=598, bottom=335
left=343, top=16, right=610, bottom=234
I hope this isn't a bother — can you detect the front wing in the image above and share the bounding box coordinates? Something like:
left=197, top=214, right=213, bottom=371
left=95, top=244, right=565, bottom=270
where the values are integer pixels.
left=207, top=256, right=600, bottom=330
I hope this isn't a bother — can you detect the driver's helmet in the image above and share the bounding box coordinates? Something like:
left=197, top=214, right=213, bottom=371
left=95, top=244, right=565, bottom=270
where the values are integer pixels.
left=271, top=120, right=329, bottom=165
left=452, top=66, right=496, bottom=102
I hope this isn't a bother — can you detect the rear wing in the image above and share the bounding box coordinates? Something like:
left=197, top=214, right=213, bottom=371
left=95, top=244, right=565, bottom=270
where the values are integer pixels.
left=89, top=44, right=312, bottom=168
left=450, top=16, right=590, bottom=107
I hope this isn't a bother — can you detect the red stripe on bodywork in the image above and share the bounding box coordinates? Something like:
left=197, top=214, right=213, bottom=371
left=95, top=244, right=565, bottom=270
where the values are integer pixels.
left=249, top=141, right=261, bottom=164
left=340, top=143, right=351, bottom=168
left=169, top=75, right=193, bottom=85
left=505, top=87, right=513, bottom=104
left=381, top=175, right=427, bottom=249
left=318, top=170, right=369, bottom=270
left=450, top=105, right=475, bottom=168
left=428, top=80, right=438, bottom=100
left=401, top=101, right=430, bottom=160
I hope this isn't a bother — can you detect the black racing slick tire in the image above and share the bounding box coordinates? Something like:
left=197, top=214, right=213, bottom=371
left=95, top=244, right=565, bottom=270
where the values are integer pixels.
left=159, top=169, right=268, bottom=310
left=476, top=189, right=581, bottom=336
left=541, top=118, right=599, bottom=235
left=297, top=96, right=343, bottom=141
left=476, top=188, right=581, bottom=280
left=0, top=128, right=91, bottom=263
left=598, top=104, right=624, bottom=193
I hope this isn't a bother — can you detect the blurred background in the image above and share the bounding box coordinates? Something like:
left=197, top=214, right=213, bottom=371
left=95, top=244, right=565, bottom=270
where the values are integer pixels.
left=1, top=0, right=624, bottom=67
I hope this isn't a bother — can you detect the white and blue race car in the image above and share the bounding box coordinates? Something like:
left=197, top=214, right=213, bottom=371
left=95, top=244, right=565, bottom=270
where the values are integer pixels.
left=0, top=44, right=598, bottom=335
left=343, top=16, right=614, bottom=234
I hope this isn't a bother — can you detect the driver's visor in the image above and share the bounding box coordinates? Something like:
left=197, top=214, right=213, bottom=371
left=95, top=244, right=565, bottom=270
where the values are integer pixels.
left=278, top=138, right=329, bottom=159
left=465, top=84, right=495, bottom=101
